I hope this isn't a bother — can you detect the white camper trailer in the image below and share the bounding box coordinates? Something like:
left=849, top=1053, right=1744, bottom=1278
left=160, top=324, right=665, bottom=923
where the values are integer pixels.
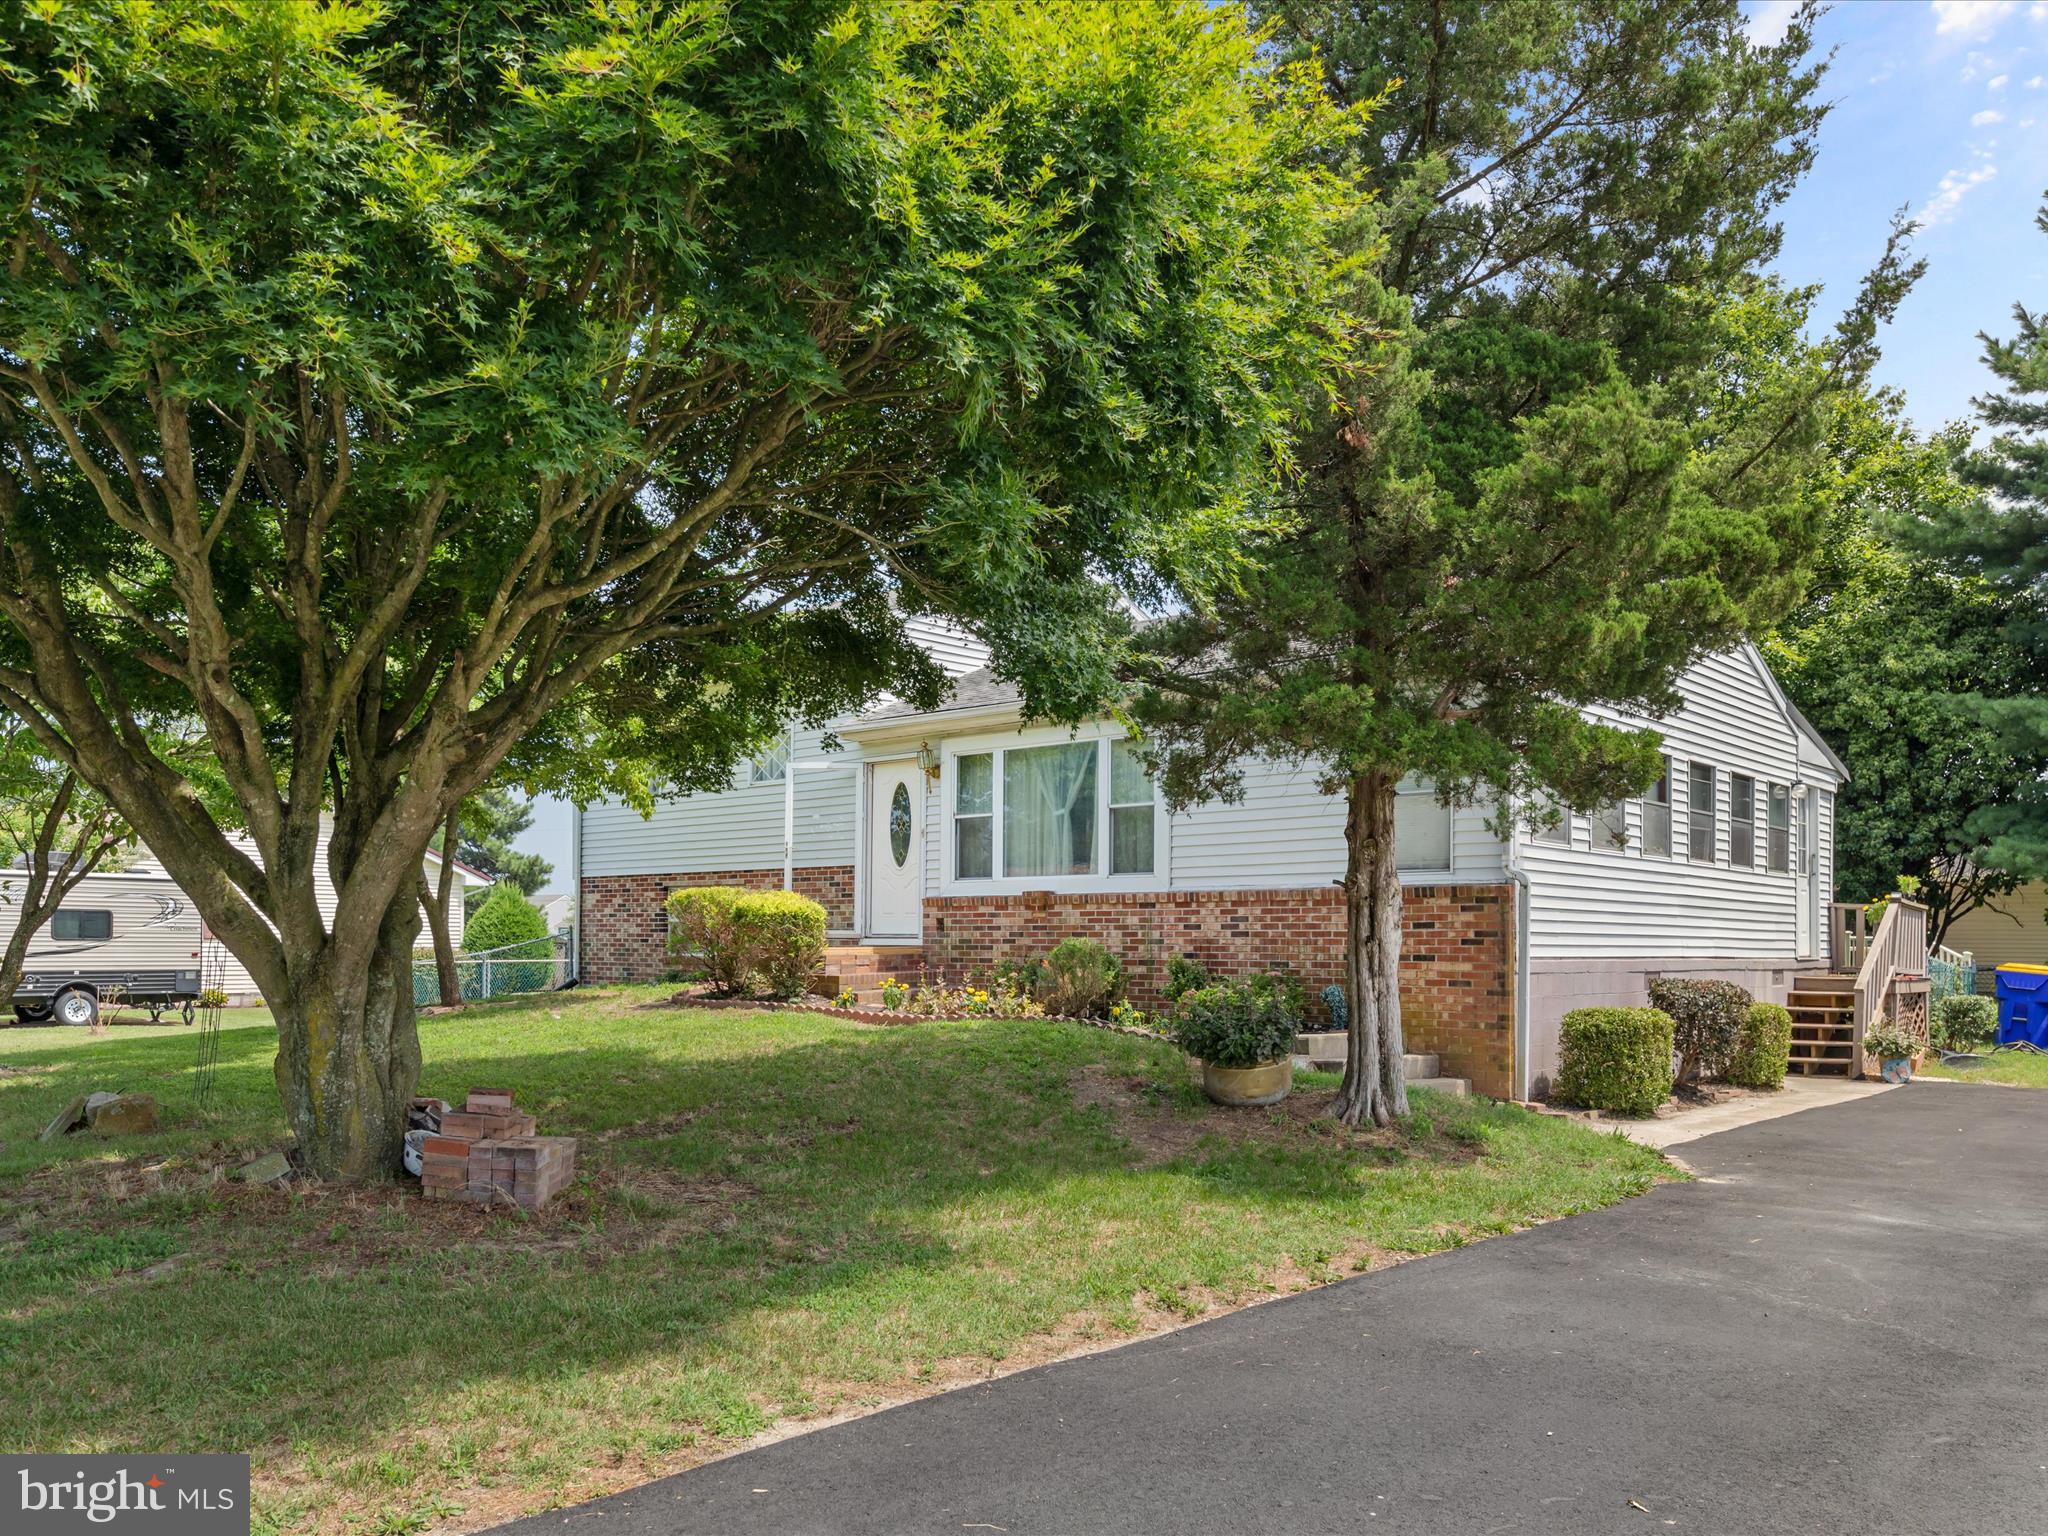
left=2, top=869, right=204, bottom=1027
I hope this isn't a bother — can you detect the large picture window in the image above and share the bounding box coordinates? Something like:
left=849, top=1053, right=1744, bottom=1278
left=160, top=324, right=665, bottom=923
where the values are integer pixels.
left=1767, top=782, right=1792, bottom=873
left=1687, top=762, right=1716, bottom=862
left=1729, top=774, right=1756, bottom=868
left=1003, top=742, right=1099, bottom=877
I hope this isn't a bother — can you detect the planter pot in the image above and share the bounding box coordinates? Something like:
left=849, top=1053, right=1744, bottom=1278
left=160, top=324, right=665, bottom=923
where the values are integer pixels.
left=1881, top=1056, right=1914, bottom=1085
left=1202, top=1058, right=1292, bottom=1107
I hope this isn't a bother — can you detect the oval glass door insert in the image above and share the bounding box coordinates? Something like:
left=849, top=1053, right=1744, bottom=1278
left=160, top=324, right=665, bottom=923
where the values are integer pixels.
left=889, top=782, right=912, bottom=867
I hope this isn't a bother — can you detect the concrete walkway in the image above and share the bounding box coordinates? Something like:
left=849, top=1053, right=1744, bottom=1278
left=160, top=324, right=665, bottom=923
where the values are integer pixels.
left=493, top=1084, right=2047, bottom=1536
left=1546, top=1073, right=1893, bottom=1150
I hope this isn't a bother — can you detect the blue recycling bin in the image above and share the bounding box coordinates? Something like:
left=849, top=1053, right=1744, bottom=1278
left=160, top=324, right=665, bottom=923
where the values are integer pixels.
left=1994, top=964, right=2048, bottom=1048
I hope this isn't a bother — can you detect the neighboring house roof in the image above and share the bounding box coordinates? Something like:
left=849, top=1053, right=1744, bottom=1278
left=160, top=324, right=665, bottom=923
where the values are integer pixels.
left=423, top=846, right=494, bottom=885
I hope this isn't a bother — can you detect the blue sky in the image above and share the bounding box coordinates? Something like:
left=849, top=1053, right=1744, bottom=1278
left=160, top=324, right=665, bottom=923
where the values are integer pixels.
left=1756, top=0, right=2048, bottom=433
left=512, top=1, right=2048, bottom=889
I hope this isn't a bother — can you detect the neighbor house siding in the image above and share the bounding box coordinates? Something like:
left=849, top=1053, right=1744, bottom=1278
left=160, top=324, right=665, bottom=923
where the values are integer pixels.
left=1519, top=648, right=1822, bottom=962
left=1945, top=881, right=2048, bottom=971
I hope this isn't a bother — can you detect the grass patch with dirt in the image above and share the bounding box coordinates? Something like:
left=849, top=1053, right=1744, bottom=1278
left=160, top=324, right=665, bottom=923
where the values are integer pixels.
left=1921, top=1047, right=2048, bottom=1088
left=0, top=988, right=1672, bottom=1535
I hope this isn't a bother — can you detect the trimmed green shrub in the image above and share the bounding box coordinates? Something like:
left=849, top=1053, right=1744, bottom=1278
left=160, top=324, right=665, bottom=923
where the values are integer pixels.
left=465, top=884, right=550, bottom=958
left=1170, top=980, right=1300, bottom=1068
left=1554, top=1007, right=1675, bottom=1116
left=1646, top=975, right=1753, bottom=1085
left=733, top=890, right=827, bottom=1000
left=1042, top=937, right=1124, bottom=1017
left=1164, top=954, right=1210, bottom=1002
left=1726, top=1003, right=1793, bottom=1089
left=1932, top=993, right=1998, bottom=1052
left=665, top=885, right=751, bottom=994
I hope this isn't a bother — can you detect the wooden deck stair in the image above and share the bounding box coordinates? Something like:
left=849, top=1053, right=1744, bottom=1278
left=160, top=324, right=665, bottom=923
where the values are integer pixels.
left=1786, top=972, right=1858, bottom=1076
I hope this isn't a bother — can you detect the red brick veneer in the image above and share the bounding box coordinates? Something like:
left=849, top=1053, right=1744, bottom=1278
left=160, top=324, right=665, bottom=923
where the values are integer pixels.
left=579, top=866, right=855, bottom=983
left=922, top=883, right=1516, bottom=1098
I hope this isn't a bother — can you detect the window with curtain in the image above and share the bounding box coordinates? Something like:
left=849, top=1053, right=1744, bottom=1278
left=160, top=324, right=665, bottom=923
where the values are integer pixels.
left=1593, top=801, right=1628, bottom=851
left=1003, top=742, right=1098, bottom=877
left=1729, top=774, right=1756, bottom=867
left=955, top=752, right=993, bottom=879
left=1109, top=740, right=1154, bottom=875
left=1642, top=759, right=1672, bottom=857
left=1394, top=781, right=1453, bottom=871
left=1767, top=783, right=1792, bottom=873
left=1687, top=762, right=1716, bottom=862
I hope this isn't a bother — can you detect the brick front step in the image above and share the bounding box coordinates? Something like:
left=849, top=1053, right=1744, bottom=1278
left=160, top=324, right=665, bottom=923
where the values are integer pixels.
left=819, top=945, right=928, bottom=996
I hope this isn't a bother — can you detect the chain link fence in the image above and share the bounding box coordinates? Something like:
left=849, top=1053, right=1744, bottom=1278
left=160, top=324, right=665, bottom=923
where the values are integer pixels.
left=413, top=930, right=576, bottom=1007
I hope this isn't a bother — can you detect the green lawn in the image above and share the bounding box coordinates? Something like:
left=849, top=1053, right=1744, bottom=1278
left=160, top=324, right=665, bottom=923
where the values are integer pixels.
left=1921, top=1048, right=2048, bottom=1088
left=0, top=990, right=1672, bottom=1535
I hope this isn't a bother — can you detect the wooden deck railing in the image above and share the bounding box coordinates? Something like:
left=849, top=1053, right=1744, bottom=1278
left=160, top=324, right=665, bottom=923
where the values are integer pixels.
left=1851, top=896, right=1930, bottom=1057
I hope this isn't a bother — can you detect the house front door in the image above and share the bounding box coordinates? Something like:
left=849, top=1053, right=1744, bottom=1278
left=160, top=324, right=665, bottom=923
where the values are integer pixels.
left=1795, top=788, right=1818, bottom=961
left=866, top=760, right=921, bottom=938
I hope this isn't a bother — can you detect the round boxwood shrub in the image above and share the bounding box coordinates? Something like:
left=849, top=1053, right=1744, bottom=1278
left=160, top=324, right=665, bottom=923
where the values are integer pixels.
left=465, top=884, right=551, bottom=957
left=1554, top=1006, right=1675, bottom=1116
left=732, top=889, right=827, bottom=1000
left=1170, top=980, right=1299, bottom=1069
left=1725, top=1003, right=1793, bottom=1089
left=665, top=885, right=751, bottom=994
left=1932, top=993, right=1998, bottom=1052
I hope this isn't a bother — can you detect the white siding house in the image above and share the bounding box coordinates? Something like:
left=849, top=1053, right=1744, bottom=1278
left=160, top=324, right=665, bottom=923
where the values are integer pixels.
left=576, top=634, right=1845, bottom=1101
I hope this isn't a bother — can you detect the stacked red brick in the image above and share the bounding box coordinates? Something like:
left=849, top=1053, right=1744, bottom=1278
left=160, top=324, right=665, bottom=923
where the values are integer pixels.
left=418, top=1089, right=578, bottom=1210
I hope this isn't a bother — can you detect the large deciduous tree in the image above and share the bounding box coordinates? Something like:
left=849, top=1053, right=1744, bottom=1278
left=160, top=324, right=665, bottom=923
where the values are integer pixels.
left=1896, top=192, right=2048, bottom=885
left=0, top=0, right=1355, bottom=1177
left=1131, top=0, right=1917, bottom=1125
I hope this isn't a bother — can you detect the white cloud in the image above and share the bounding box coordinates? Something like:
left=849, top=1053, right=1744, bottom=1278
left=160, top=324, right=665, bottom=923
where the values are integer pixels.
left=1973, top=107, right=2009, bottom=123
left=1745, top=0, right=1801, bottom=45
left=1936, top=0, right=2018, bottom=35
left=1990, top=72, right=2012, bottom=87
left=1922, top=159, right=2000, bottom=226
left=2030, top=74, right=2046, bottom=86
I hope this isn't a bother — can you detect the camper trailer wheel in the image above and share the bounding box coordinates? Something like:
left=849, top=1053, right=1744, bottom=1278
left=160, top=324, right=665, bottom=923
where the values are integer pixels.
left=14, top=1002, right=52, bottom=1024
left=53, top=988, right=99, bottom=1028
left=181, top=1000, right=196, bottom=1025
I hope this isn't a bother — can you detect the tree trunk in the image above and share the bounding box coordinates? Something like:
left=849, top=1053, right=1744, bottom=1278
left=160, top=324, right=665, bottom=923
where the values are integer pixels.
left=417, top=811, right=462, bottom=1006
left=0, top=916, right=37, bottom=1013
left=1333, top=769, right=1410, bottom=1127
left=269, top=891, right=425, bottom=1181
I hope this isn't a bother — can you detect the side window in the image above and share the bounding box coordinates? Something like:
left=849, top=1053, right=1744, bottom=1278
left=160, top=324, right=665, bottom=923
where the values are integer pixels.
left=1529, top=795, right=1572, bottom=846
left=52, top=909, right=114, bottom=941
left=1641, top=759, right=1672, bottom=857
left=1593, top=801, right=1628, bottom=851
left=1687, top=762, right=1716, bottom=862
left=954, top=753, right=994, bottom=879
left=1108, top=740, right=1155, bottom=875
left=1767, top=783, right=1792, bottom=873
left=1729, top=774, right=1756, bottom=868
left=749, top=738, right=790, bottom=784
left=1394, top=777, right=1453, bottom=871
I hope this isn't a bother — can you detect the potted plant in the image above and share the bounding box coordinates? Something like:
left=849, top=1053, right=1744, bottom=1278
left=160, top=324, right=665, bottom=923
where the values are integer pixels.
left=1169, top=980, right=1301, bottom=1107
left=1862, top=1018, right=1921, bottom=1084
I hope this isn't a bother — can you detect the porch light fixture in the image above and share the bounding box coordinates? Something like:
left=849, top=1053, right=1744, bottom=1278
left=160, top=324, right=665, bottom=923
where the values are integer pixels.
left=917, top=741, right=941, bottom=783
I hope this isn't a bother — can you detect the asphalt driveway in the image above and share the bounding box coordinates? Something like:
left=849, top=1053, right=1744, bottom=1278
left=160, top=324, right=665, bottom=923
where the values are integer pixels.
left=496, top=1084, right=2048, bottom=1536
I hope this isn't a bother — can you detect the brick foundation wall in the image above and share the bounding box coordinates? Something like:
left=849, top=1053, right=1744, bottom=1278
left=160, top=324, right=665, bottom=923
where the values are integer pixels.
left=580, top=866, right=855, bottom=983
left=923, top=883, right=1516, bottom=1098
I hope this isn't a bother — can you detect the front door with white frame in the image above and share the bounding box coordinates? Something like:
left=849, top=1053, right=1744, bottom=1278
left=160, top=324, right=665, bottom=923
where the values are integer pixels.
left=867, top=760, right=921, bottom=938
left=1795, top=788, right=1818, bottom=961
